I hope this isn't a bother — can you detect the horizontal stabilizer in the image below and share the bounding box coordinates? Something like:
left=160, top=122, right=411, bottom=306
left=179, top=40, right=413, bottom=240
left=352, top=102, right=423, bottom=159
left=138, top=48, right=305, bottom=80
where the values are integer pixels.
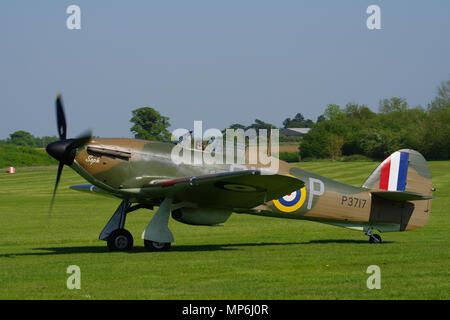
left=371, top=191, right=434, bottom=202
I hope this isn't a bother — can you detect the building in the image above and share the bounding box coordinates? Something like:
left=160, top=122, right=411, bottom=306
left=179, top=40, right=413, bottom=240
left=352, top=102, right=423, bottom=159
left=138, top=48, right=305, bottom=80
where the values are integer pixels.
left=280, top=128, right=311, bottom=137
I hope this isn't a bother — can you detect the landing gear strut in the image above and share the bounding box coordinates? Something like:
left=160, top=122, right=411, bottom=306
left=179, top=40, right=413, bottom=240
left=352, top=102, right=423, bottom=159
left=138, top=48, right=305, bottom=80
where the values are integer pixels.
left=366, top=227, right=382, bottom=244
left=369, top=234, right=382, bottom=244
left=99, top=200, right=133, bottom=252
left=100, top=200, right=153, bottom=252
left=142, top=198, right=174, bottom=252
left=100, top=198, right=174, bottom=252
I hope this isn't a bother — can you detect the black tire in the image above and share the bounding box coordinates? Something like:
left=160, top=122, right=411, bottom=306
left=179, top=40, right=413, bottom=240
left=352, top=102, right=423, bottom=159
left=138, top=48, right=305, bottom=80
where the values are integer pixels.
left=107, top=229, right=134, bottom=252
left=369, top=234, right=382, bottom=244
left=144, top=240, right=171, bottom=252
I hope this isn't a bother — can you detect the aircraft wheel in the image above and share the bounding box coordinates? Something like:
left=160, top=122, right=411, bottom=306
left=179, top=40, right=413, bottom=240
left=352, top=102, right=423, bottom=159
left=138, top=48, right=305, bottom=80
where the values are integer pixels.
left=144, top=240, right=171, bottom=252
left=107, top=229, right=134, bottom=252
left=369, top=234, right=382, bottom=244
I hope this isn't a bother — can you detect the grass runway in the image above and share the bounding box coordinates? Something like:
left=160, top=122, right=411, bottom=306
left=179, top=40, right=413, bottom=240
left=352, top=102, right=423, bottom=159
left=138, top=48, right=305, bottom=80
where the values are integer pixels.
left=0, top=161, right=448, bottom=299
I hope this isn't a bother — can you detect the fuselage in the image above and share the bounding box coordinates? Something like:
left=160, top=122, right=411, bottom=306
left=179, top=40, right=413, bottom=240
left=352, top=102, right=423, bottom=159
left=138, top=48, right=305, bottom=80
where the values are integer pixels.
left=69, top=138, right=429, bottom=233
left=69, top=138, right=371, bottom=224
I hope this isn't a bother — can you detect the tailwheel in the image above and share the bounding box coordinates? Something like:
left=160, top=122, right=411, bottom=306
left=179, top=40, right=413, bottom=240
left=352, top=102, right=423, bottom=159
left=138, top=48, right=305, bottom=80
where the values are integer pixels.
left=107, top=229, right=134, bottom=252
left=144, top=240, right=171, bottom=252
left=369, top=234, right=382, bottom=244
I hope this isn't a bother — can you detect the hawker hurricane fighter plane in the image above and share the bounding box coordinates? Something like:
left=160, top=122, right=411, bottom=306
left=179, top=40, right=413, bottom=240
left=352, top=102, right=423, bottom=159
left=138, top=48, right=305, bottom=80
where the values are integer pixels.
left=46, top=95, right=434, bottom=252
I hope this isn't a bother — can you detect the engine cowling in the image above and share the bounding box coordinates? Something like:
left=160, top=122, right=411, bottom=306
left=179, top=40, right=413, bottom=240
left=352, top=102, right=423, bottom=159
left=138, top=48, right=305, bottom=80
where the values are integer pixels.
left=171, top=207, right=232, bottom=226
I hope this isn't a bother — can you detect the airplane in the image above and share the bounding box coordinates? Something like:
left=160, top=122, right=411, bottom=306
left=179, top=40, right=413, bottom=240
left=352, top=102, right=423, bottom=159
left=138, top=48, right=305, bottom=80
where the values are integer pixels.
left=46, top=94, right=435, bottom=252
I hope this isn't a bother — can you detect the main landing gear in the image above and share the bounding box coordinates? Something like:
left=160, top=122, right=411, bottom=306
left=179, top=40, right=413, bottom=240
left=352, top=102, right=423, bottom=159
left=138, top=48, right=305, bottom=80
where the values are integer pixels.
left=366, top=227, right=382, bottom=244
left=107, top=229, right=133, bottom=251
left=144, top=240, right=171, bottom=252
left=142, top=198, right=173, bottom=252
left=100, top=199, right=174, bottom=252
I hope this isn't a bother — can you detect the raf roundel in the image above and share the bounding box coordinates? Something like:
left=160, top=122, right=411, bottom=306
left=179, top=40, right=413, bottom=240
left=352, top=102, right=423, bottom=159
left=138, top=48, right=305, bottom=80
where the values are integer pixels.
left=273, top=186, right=307, bottom=213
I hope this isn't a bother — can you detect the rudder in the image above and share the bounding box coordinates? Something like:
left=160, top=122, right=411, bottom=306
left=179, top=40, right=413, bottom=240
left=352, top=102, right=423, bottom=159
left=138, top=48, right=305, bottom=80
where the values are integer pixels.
left=363, top=149, right=433, bottom=231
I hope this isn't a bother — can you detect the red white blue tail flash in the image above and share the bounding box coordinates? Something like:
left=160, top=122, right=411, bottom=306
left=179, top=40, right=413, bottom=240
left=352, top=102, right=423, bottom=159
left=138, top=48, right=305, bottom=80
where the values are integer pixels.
left=379, top=151, right=409, bottom=191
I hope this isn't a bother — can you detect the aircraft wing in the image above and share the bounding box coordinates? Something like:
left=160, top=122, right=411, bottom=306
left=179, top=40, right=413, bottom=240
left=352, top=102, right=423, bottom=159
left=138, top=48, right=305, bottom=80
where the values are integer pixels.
left=125, top=170, right=304, bottom=209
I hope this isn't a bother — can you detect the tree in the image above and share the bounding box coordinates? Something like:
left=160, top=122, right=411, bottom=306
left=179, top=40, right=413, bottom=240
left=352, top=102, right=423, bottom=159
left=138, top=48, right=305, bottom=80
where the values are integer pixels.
left=7, top=130, right=36, bottom=147
left=300, top=124, right=331, bottom=159
left=283, top=113, right=314, bottom=128
left=428, top=76, right=450, bottom=112
left=378, top=97, right=408, bottom=113
left=300, top=77, right=450, bottom=160
left=327, top=134, right=345, bottom=160
left=316, top=114, right=326, bottom=123
left=324, top=104, right=344, bottom=121
left=424, top=76, right=450, bottom=159
left=130, top=107, right=171, bottom=142
left=247, top=119, right=276, bottom=131
left=359, top=128, right=400, bottom=159
left=227, top=123, right=247, bottom=130
left=344, top=103, right=375, bottom=121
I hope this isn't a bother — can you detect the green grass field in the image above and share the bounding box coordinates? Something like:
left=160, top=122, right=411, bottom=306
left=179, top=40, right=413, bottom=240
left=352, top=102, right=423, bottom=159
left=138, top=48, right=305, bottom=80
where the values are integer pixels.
left=0, top=162, right=448, bottom=299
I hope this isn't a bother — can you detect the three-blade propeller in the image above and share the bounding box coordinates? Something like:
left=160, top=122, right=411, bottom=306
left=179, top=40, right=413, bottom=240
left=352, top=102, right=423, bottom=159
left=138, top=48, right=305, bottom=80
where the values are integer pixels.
left=46, top=94, right=92, bottom=215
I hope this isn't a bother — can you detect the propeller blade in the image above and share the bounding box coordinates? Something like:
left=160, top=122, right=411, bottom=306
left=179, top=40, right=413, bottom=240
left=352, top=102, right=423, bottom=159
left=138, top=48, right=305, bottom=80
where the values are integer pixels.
left=56, top=93, right=67, bottom=140
left=48, top=162, right=64, bottom=217
left=47, top=93, right=92, bottom=217
left=70, top=130, right=92, bottom=149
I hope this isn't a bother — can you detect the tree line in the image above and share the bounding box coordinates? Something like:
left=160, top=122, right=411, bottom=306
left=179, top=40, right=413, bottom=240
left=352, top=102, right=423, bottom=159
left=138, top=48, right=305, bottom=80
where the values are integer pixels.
left=2, top=76, right=449, bottom=162
left=0, top=131, right=59, bottom=149
left=300, top=78, right=449, bottom=160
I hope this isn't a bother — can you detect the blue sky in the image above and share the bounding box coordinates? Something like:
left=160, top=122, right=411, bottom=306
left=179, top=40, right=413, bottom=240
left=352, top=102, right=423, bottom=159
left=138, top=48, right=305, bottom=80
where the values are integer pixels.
left=1, top=0, right=449, bottom=139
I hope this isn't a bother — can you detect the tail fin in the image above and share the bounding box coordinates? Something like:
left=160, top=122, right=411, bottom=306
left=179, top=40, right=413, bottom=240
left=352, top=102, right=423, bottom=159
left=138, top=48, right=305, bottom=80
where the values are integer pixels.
left=363, top=149, right=433, bottom=231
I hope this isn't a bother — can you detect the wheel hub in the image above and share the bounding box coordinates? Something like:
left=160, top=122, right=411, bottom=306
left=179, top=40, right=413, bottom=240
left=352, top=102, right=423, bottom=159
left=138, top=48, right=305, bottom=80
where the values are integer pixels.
left=152, top=242, right=165, bottom=249
left=115, top=235, right=128, bottom=249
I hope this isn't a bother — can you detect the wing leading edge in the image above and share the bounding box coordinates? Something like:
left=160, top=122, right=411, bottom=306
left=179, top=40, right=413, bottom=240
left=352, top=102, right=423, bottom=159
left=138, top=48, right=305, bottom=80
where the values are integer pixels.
left=76, top=170, right=304, bottom=209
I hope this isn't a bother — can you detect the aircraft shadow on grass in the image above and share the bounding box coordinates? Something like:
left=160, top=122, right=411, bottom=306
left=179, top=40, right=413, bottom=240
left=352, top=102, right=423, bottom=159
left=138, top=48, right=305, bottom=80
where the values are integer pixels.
left=0, top=239, right=392, bottom=258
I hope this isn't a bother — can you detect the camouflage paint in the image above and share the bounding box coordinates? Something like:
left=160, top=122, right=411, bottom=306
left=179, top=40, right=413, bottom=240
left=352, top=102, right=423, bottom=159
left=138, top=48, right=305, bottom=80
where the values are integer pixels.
left=69, top=139, right=433, bottom=233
